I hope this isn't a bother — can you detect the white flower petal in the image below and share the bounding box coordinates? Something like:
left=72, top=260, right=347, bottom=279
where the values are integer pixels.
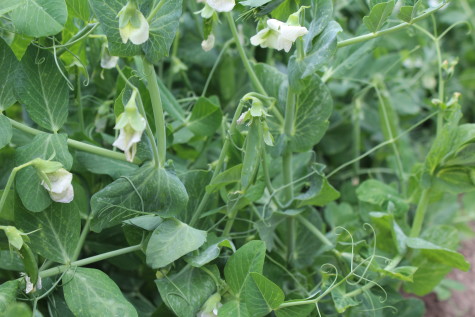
left=41, top=168, right=73, bottom=194
left=279, top=25, right=308, bottom=42
left=119, top=24, right=133, bottom=44
left=129, top=13, right=149, bottom=45
left=101, top=55, right=119, bottom=69
left=266, top=19, right=285, bottom=31
left=49, top=184, right=74, bottom=203
left=25, top=275, right=33, bottom=294
left=201, top=34, right=215, bottom=52
left=206, top=0, right=235, bottom=12
left=113, top=126, right=143, bottom=162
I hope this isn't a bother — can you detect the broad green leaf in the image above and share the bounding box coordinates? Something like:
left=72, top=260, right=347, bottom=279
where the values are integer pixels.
left=187, top=97, right=222, bottom=137
left=9, top=34, right=32, bottom=61
left=406, top=238, right=469, bottom=271
left=63, top=268, right=138, bottom=317
left=123, top=215, right=163, bottom=231
left=0, top=114, right=12, bottom=149
left=404, top=262, right=451, bottom=296
left=0, top=280, right=19, bottom=311
left=0, top=38, right=18, bottom=111
left=179, top=170, right=212, bottom=223
left=157, top=76, right=186, bottom=122
left=206, top=164, right=242, bottom=193
left=297, top=178, right=340, bottom=207
left=275, top=302, right=314, bottom=317
left=143, top=0, right=183, bottom=64
left=224, top=240, right=266, bottom=296
left=304, top=0, right=334, bottom=52
left=324, top=202, right=355, bottom=229
left=434, top=167, right=475, bottom=194
left=14, top=46, right=69, bottom=132
left=155, top=265, right=218, bottom=317
left=241, top=123, right=261, bottom=189
left=245, top=272, right=285, bottom=317
left=15, top=133, right=73, bottom=212
left=48, top=292, right=75, bottom=317
left=76, top=151, right=138, bottom=179
left=392, top=297, right=426, bottom=317
left=288, top=74, right=332, bottom=152
left=301, top=21, right=342, bottom=78
left=186, top=234, right=235, bottom=267
left=89, top=0, right=182, bottom=63
left=356, top=179, right=408, bottom=215
left=369, top=212, right=407, bottom=254
left=1, top=302, right=32, bottom=317
left=219, top=300, right=250, bottom=317
left=10, top=0, right=67, bottom=37
left=90, top=164, right=189, bottom=232
left=0, top=0, right=24, bottom=16
left=15, top=200, right=81, bottom=264
left=363, top=0, right=395, bottom=33
left=65, top=0, right=89, bottom=20
left=0, top=250, right=25, bottom=271
left=146, top=218, right=207, bottom=268
left=331, top=284, right=359, bottom=313
left=398, top=0, right=421, bottom=22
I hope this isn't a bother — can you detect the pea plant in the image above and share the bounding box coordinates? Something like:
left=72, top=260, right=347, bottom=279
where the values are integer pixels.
left=0, top=0, right=473, bottom=316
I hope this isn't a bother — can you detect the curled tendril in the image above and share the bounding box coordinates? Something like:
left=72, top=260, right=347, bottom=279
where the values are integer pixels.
left=320, top=263, right=339, bottom=291
left=335, top=226, right=355, bottom=272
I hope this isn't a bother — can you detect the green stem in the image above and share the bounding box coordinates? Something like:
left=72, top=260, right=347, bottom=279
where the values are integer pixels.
left=189, top=101, right=246, bottom=227
left=146, top=0, right=166, bottom=22
left=202, top=40, right=233, bottom=97
left=9, top=118, right=137, bottom=163
left=296, top=215, right=333, bottom=247
left=143, top=59, right=167, bottom=167
left=336, top=2, right=447, bottom=48
left=282, top=91, right=295, bottom=203
left=40, top=244, right=142, bottom=279
left=0, top=162, right=33, bottom=214
left=434, top=37, right=445, bottom=135
left=409, top=188, right=431, bottom=237
left=72, top=216, right=92, bottom=262
left=225, top=13, right=267, bottom=96
left=76, top=68, right=84, bottom=133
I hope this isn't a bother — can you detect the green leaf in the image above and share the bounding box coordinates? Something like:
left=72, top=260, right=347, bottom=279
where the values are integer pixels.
left=14, top=46, right=69, bottom=132
left=288, top=74, right=332, bottom=152
left=10, top=34, right=32, bottom=61
left=363, top=0, right=395, bottom=33
left=275, top=302, right=314, bottom=317
left=155, top=265, right=218, bottom=317
left=398, top=0, right=421, bottom=22
left=186, top=234, right=235, bottom=267
left=76, top=151, right=138, bottom=179
left=146, top=218, right=207, bottom=268
left=15, top=200, right=81, bottom=264
left=65, top=0, right=89, bottom=20
left=379, top=266, right=418, bottom=282
left=331, top=284, right=359, bottom=313
left=245, top=272, right=285, bottom=317
left=0, top=114, right=12, bottom=149
left=143, top=0, right=183, bottom=64
left=0, top=280, right=19, bottom=311
left=90, top=164, right=189, bottom=232
left=404, top=262, right=451, bottom=296
left=406, top=238, right=470, bottom=271
left=0, top=38, right=18, bottom=111
left=10, top=0, right=67, bottom=37
left=206, top=164, right=242, bottom=193
left=15, top=133, right=73, bottom=212
left=301, top=21, right=342, bottom=78
left=63, top=268, right=138, bottom=317
left=219, top=300, right=250, bottom=317
left=224, top=240, right=266, bottom=296
left=297, top=178, right=340, bottom=207
left=1, top=302, right=32, bottom=317
left=0, top=0, right=24, bottom=16
left=356, top=179, right=408, bottom=215
left=187, top=97, right=223, bottom=137
left=179, top=170, right=212, bottom=223
left=369, top=212, right=407, bottom=254
left=304, top=0, right=334, bottom=51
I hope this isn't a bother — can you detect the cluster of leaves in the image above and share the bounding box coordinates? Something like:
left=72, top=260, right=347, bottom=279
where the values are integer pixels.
left=0, top=0, right=474, bottom=316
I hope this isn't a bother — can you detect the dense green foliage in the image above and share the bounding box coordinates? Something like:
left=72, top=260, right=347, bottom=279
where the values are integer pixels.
left=0, top=0, right=474, bottom=316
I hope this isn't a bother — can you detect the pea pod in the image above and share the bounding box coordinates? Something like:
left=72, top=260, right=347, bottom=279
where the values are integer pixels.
left=19, top=243, right=38, bottom=285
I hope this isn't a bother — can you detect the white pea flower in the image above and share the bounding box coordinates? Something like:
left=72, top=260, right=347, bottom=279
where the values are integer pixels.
left=201, top=34, right=215, bottom=51
left=20, top=273, right=42, bottom=294
left=113, top=97, right=146, bottom=162
left=251, top=18, right=308, bottom=52
left=40, top=168, right=74, bottom=203
left=101, top=44, right=119, bottom=69
left=206, top=0, right=235, bottom=12
left=117, top=1, right=149, bottom=45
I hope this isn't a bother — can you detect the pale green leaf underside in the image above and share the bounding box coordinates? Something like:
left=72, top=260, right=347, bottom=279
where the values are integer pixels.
left=0, top=38, right=18, bottom=111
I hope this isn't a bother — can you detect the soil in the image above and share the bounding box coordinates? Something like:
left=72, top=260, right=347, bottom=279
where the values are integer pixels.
left=423, top=225, right=475, bottom=317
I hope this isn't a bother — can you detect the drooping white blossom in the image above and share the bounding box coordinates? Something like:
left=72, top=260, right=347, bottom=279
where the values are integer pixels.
left=113, top=97, right=146, bottom=162
left=201, top=34, right=215, bottom=51
left=40, top=168, right=74, bottom=203
left=206, top=0, right=235, bottom=12
left=251, top=18, right=308, bottom=52
left=101, top=45, right=119, bottom=69
left=117, top=1, right=149, bottom=45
